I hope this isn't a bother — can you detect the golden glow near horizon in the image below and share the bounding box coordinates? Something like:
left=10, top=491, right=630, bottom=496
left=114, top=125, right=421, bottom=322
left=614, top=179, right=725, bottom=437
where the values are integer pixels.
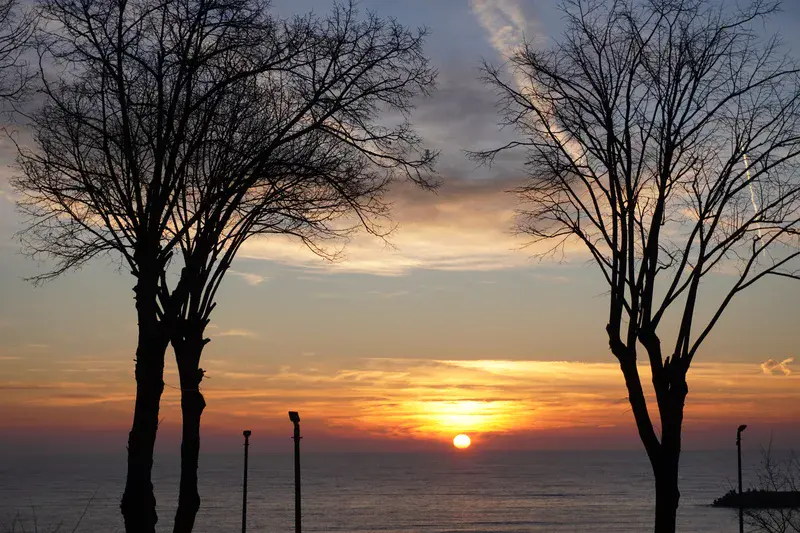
left=0, top=356, right=797, bottom=446
left=453, top=434, right=471, bottom=449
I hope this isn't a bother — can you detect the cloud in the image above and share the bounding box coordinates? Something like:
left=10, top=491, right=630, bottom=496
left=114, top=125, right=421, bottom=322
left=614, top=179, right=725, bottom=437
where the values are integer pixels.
left=368, top=290, right=409, bottom=299
left=761, top=357, right=794, bottom=376
left=296, top=275, right=324, bottom=282
left=216, top=329, right=258, bottom=339
left=532, top=273, right=571, bottom=284
left=188, top=358, right=800, bottom=440
left=410, top=66, right=519, bottom=162
left=230, top=271, right=268, bottom=286
left=238, top=175, right=584, bottom=276
left=314, top=292, right=344, bottom=299
left=1, top=357, right=797, bottom=446
left=216, top=371, right=271, bottom=380
left=0, top=381, right=111, bottom=392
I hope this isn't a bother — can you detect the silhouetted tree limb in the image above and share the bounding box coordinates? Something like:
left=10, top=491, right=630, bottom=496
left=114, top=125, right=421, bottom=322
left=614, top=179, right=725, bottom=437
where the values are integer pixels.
left=0, top=0, right=34, bottom=105
left=472, top=1, right=800, bottom=532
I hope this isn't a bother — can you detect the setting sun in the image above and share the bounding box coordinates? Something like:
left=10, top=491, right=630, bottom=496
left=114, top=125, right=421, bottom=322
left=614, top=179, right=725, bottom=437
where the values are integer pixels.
left=453, top=434, right=471, bottom=449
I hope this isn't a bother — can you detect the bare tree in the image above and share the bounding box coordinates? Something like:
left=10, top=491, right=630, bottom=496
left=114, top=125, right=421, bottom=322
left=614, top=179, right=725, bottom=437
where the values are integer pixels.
left=746, top=448, right=800, bottom=533
left=12, top=1, right=303, bottom=531
left=163, top=5, right=436, bottom=531
left=473, top=1, right=800, bottom=531
left=0, top=0, right=34, bottom=106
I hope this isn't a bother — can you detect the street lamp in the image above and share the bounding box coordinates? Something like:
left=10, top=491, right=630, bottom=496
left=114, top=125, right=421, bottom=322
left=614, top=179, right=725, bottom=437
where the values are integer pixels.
left=289, top=411, right=302, bottom=533
left=242, top=430, right=252, bottom=533
left=737, top=424, right=747, bottom=533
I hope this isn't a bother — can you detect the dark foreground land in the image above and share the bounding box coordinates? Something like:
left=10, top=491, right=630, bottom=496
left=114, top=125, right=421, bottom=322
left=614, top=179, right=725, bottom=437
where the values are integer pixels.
left=713, top=489, right=800, bottom=509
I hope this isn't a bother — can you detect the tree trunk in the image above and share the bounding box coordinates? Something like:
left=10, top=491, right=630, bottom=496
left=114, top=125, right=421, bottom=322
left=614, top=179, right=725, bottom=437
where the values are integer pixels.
left=653, top=447, right=681, bottom=533
left=652, top=376, right=687, bottom=533
left=121, top=275, right=169, bottom=533
left=614, top=342, right=687, bottom=533
left=172, top=325, right=207, bottom=533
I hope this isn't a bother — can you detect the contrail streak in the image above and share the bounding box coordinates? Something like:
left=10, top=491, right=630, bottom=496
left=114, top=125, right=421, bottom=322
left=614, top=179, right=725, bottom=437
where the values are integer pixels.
left=470, top=1, right=583, bottom=163
left=742, top=153, right=763, bottom=239
left=469, top=0, right=543, bottom=57
left=469, top=0, right=540, bottom=93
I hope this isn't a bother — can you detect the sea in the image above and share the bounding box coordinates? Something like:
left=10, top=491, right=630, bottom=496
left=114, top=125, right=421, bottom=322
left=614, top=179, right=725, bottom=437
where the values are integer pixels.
left=0, top=450, right=765, bottom=532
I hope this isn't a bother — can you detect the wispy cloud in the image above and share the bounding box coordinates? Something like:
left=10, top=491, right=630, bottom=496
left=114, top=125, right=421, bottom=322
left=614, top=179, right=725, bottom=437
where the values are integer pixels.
left=238, top=177, right=581, bottom=276
left=194, top=358, right=800, bottom=440
left=1, top=358, right=797, bottom=445
left=230, top=270, right=268, bottom=286
left=297, top=275, right=325, bottom=282
left=761, top=357, right=794, bottom=376
left=314, top=292, right=344, bottom=300
left=216, top=329, right=259, bottom=339
left=532, top=273, right=571, bottom=284
left=368, top=290, right=409, bottom=299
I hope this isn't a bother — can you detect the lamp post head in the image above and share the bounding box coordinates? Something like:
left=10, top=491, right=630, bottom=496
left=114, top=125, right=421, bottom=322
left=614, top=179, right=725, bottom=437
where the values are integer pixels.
left=736, top=424, right=747, bottom=445
left=289, top=411, right=300, bottom=424
left=243, top=430, right=252, bottom=438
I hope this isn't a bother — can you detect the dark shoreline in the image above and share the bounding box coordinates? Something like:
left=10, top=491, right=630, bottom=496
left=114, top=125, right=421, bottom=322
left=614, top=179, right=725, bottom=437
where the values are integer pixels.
left=713, top=489, right=800, bottom=509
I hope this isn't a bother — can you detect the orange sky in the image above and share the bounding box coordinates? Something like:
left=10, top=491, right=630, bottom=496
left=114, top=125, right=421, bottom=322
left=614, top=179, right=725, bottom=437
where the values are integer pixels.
left=1, top=354, right=796, bottom=453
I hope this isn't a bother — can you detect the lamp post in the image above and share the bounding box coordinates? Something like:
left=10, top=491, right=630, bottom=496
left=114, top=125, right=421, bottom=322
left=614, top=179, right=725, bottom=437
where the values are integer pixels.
left=289, top=411, right=302, bottom=533
left=242, top=430, right=251, bottom=533
left=737, top=424, right=747, bottom=533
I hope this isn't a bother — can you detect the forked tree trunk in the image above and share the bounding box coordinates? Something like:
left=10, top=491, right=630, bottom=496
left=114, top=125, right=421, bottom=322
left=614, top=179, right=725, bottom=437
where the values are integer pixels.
left=616, top=345, right=688, bottom=533
left=121, top=274, right=169, bottom=533
left=172, top=324, right=207, bottom=533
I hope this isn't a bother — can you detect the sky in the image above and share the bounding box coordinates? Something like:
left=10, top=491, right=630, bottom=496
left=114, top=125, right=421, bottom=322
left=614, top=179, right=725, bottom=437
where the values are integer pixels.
left=0, top=0, right=799, bottom=455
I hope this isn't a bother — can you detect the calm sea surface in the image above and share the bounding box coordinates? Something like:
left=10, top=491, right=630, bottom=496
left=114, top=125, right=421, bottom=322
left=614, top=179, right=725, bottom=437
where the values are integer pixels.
left=0, top=450, right=762, bottom=532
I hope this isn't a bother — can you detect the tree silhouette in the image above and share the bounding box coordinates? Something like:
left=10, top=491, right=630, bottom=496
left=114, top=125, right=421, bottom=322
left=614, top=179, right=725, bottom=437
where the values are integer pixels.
left=0, top=0, right=34, bottom=106
left=746, top=448, right=800, bottom=533
left=164, top=4, right=436, bottom=530
left=473, top=1, right=800, bottom=531
left=13, top=1, right=304, bottom=531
